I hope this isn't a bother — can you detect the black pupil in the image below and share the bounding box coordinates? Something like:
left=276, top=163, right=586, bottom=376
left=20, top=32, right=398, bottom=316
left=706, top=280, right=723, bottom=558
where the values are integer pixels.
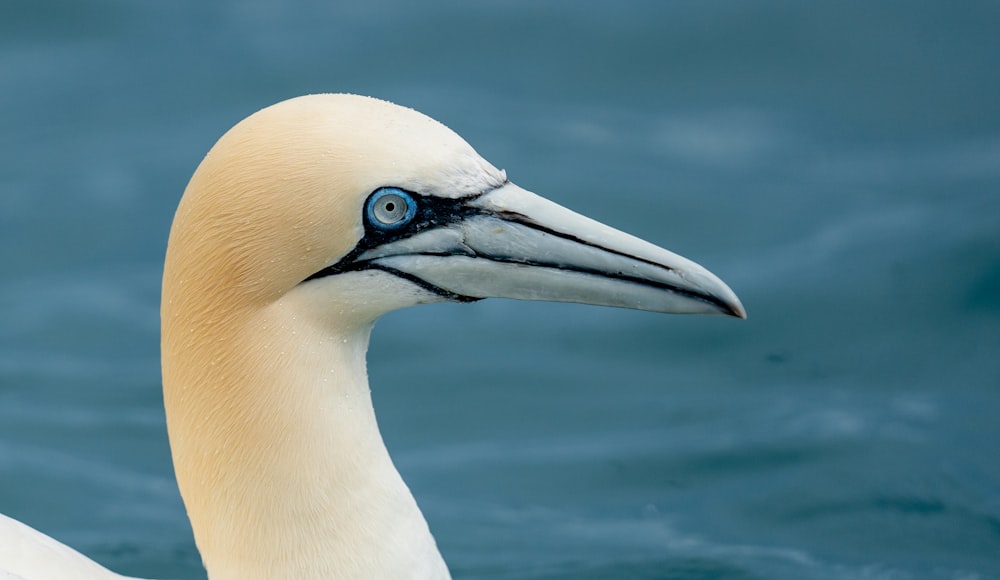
left=385, top=201, right=395, bottom=212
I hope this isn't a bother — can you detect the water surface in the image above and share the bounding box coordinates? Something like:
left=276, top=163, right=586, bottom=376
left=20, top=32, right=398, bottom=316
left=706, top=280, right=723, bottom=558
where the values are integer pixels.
left=1, top=1, right=998, bottom=578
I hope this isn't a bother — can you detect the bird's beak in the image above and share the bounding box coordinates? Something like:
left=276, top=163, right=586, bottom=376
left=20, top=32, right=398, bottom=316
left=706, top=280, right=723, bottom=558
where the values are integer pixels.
left=355, top=183, right=746, bottom=318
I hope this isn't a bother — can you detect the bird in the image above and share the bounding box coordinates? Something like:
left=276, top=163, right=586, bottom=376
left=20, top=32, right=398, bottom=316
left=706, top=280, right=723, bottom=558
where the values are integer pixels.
left=0, top=94, right=745, bottom=580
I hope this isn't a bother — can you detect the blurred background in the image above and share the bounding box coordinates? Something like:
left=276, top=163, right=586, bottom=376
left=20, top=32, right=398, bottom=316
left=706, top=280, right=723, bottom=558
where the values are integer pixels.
left=1, top=1, right=998, bottom=578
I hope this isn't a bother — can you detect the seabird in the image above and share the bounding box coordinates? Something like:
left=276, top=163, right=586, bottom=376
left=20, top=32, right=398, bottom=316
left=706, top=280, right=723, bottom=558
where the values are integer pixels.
left=0, top=94, right=745, bottom=580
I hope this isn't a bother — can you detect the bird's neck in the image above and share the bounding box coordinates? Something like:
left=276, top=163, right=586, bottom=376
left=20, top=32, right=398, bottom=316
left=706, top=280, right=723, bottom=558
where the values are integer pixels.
left=161, top=291, right=449, bottom=580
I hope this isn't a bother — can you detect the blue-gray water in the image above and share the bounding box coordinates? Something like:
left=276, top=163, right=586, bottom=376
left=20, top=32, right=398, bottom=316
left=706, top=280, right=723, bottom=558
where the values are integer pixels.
left=2, top=1, right=999, bottom=578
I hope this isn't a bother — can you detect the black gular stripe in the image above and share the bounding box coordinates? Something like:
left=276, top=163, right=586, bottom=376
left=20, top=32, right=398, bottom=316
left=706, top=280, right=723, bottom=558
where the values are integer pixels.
left=366, top=264, right=482, bottom=303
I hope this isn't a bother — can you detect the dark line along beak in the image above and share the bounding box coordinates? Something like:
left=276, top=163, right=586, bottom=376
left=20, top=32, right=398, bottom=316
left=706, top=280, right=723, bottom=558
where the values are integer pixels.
left=343, top=183, right=746, bottom=318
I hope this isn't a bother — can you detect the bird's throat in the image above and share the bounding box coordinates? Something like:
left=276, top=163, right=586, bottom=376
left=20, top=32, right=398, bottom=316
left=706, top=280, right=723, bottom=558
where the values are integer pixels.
left=162, top=292, right=450, bottom=579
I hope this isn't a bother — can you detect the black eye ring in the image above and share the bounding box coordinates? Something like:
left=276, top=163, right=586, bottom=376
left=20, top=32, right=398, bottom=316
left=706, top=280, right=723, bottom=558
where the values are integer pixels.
left=366, top=188, right=417, bottom=230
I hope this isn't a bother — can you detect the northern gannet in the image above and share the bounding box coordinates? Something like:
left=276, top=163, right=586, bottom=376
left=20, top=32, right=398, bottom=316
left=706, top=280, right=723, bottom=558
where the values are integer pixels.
left=0, top=94, right=745, bottom=580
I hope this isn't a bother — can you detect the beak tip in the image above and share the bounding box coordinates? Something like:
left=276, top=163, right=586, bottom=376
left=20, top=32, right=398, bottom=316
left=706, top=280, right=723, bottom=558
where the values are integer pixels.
left=703, top=277, right=746, bottom=319
left=707, top=296, right=746, bottom=319
left=719, top=291, right=747, bottom=319
left=692, top=270, right=747, bottom=320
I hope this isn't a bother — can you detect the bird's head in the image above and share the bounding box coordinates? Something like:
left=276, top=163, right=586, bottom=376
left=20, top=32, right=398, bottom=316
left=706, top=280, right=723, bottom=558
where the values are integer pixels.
left=163, top=94, right=745, bottom=331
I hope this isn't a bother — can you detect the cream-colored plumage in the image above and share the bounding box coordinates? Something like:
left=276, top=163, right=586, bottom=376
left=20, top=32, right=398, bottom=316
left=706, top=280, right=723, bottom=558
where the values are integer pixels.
left=1, top=94, right=744, bottom=580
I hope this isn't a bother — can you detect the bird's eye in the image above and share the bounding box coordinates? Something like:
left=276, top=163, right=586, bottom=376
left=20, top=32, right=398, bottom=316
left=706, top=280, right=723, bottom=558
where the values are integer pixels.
left=366, top=188, right=417, bottom=229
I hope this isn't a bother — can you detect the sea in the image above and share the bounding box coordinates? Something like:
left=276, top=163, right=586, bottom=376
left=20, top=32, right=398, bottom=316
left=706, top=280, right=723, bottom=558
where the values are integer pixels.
left=1, top=1, right=998, bottom=578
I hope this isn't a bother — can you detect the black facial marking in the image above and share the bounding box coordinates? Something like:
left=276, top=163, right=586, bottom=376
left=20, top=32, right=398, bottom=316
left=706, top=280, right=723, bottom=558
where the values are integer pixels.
left=302, top=189, right=487, bottom=284
left=301, top=186, right=731, bottom=314
left=365, top=263, right=482, bottom=303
